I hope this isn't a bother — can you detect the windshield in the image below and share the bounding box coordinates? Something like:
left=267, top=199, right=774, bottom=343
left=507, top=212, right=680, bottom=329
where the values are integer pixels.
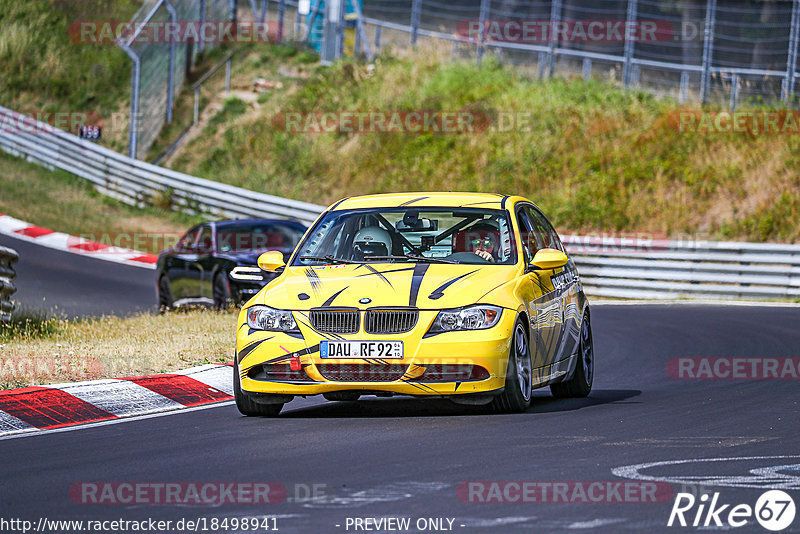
left=293, top=208, right=517, bottom=265
left=216, top=223, right=304, bottom=253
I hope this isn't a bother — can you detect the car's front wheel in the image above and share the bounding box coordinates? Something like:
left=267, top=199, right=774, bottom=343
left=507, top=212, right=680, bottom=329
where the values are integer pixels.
left=213, top=273, right=233, bottom=310
left=551, top=309, right=593, bottom=398
left=491, top=317, right=533, bottom=413
left=233, top=363, right=283, bottom=416
left=157, top=276, right=173, bottom=313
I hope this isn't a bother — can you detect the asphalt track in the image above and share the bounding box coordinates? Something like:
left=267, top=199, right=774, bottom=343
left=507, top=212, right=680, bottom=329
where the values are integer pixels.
left=2, top=304, right=799, bottom=533
left=0, top=233, right=155, bottom=317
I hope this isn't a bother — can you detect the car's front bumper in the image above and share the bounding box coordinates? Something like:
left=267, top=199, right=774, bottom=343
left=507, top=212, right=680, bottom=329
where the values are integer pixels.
left=236, top=308, right=516, bottom=397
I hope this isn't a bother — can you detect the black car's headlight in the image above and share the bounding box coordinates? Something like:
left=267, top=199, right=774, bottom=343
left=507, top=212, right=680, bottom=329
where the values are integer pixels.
left=429, top=305, right=503, bottom=333
left=230, top=266, right=264, bottom=281
left=246, top=305, right=298, bottom=332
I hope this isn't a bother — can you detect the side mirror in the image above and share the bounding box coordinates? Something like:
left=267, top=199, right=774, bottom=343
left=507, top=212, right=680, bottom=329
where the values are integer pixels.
left=528, top=248, right=569, bottom=271
left=258, top=250, right=286, bottom=271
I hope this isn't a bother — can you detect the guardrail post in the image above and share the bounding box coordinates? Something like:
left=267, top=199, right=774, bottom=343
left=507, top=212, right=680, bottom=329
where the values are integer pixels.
left=0, top=247, right=19, bottom=323
left=623, top=0, right=638, bottom=88
left=547, top=0, right=562, bottom=77
left=164, top=1, right=177, bottom=124
left=784, top=0, right=800, bottom=104
left=583, top=58, right=592, bottom=80
left=729, top=73, right=739, bottom=111
left=476, top=0, right=490, bottom=63
left=410, top=0, right=422, bottom=46
left=700, top=0, right=717, bottom=105
left=679, top=71, right=690, bottom=103
left=375, top=25, right=382, bottom=50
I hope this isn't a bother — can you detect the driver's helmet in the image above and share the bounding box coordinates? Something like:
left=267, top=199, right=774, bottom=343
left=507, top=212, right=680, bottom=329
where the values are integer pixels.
left=353, top=225, right=392, bottom=259
left=465, top=220, right=500, bottom=259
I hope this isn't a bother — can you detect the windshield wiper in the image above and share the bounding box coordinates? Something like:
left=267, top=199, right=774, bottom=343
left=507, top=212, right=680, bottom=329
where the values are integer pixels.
left=297, top=255, right=364, bottom=264
left=370, top=254, right=457, bottom=264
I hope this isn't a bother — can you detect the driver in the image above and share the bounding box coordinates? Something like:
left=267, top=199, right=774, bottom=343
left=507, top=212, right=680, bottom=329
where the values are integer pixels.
left=352, top=225, right=393, bottom=260
left=466, top=221, right=500, bottom=263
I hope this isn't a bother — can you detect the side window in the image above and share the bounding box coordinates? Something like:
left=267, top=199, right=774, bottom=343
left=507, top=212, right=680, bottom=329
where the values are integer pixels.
left=196, top=226, right=214, bottom=254
left=516, top=208, right=538, bottom=262
left=176, top=227, right=200, bottom=252
left=526, top=206, right=565, bottom=253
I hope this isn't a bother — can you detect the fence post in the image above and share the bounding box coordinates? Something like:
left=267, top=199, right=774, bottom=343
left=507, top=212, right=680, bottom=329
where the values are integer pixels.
left=198, top=0, right=207, bottom=55
left=476, top=0, right=490, bottom=63
left=547, top=0, right=562, bottom=77
left=261, top=0, right=268, bottom=23
left=410, top=0, right=422, bottom=46
left=278, top=0, right=286, bottom=42
left=349, top=0, right=374, bottom=60
left=164, top=1, right=177, bottom=124
left=784, top=0, right=800, bottom=104
left=623, top=0, right=638, bottom=87
left=582, top=58, right=591, bottom=80
left=700, top=0, right=717, bottom=105
left=375, top=25, right=382, bottom=50
left=119, top=43, right=141, bottom=159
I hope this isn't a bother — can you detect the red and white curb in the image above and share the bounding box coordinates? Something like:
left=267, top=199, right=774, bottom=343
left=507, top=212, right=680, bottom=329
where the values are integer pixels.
left=0, top=364, right=233, bottom=437
left=0, top=213, right=156, bottom=269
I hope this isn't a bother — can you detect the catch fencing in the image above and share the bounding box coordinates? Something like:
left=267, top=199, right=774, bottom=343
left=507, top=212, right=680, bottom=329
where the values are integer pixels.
left=117, top=0, right=235, bottom=159
left=0, top=247, right=18, bottom=322
left=2, top=104, right=799, bottom=301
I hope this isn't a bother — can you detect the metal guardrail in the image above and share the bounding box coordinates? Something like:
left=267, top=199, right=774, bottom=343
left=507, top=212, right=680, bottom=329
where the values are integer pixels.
left=0, top=246, right=19, bottom=322
left=562, top=235, right=800, bottom=300
left=0, top=105, right=324, bottom=226
left=2, top=105, right=799, bottom=301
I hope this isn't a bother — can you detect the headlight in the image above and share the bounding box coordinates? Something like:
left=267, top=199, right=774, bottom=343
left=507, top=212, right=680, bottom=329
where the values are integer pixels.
left=246, top=305, right=298, bottom=332
left=230, top=266, right=264, bottom=281
left=429, top=305, right=503, bottom=333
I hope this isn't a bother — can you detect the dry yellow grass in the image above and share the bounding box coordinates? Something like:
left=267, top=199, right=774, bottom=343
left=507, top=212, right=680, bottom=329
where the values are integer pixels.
left=0, top=310, right=237, bottom=389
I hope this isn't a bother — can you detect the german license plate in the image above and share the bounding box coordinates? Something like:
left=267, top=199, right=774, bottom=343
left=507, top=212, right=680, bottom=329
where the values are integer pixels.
left=320, top=340, right=403, bottom=359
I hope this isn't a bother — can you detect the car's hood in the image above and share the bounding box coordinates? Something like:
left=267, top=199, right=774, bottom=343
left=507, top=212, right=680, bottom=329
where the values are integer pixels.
left=255, top=263, right=519, bottom=310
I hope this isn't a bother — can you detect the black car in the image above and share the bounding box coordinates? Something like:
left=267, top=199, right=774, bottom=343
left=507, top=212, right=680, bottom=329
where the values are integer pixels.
left=156, top=218, right=307, bottom=310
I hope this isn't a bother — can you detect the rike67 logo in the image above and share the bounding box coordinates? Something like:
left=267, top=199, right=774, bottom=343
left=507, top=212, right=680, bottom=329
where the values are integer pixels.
left=668, top=490, right=796, bottom=531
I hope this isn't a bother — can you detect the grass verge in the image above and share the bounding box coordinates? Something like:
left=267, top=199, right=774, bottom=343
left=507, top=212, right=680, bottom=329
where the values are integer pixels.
left=0, top=308, right=236, bottom=390
left=0, top=151, right=204, bottom=254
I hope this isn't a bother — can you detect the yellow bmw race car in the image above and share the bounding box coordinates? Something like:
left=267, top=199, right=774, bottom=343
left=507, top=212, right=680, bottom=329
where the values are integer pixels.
left=234, top=192, right=593, bottom=416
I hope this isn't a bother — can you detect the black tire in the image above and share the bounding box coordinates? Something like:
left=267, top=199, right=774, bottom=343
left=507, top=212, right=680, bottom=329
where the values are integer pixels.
left=233, top=363, right=283, bottom=416
left=158, top=276, right=174, bottom=313
left=213, top=273, right=233, bottom=310
left=491, top=317, right=533, bottom=413
left=551, top=309, right=594, bottom=398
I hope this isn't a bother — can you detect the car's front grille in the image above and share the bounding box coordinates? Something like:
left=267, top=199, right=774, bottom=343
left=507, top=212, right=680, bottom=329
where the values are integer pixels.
left=416, top=364, right=490, bottom=382
left=364, top=309, right=418, bottom=334
left=317, top=364, right=407, bottom=382
left=310, top=309, right=359, bottom=334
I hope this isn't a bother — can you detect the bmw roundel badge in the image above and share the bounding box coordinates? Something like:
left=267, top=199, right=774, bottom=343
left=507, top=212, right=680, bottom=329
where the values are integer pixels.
left=359, top=298, right=372, bottom=304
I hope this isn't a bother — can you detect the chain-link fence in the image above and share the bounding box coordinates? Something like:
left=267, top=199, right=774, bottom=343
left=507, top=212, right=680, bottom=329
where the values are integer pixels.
left=117, top=0, right=235, bottom=159
left=295, top=0, right=800, bottom=108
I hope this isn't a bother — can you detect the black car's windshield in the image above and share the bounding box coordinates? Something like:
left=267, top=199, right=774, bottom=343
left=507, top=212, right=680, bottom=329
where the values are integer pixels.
left=217, top=223, right=304, bottom=253
left=293, top=208, right=517, bottom=265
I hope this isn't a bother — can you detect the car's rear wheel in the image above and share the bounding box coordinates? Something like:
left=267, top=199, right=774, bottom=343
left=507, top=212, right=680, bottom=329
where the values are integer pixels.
left=233, top=363, right=283, bottom=416
left=491, top=318, right=532, bottom=413
left=213, top=273, right=233, bottom=310
left=157, top=276, right=173, bottom=313
left=551, top=309, right=593, bottom=398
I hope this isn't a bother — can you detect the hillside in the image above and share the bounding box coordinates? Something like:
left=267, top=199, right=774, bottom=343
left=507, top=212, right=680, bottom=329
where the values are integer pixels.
left=169, top=45, right=800, bottom=243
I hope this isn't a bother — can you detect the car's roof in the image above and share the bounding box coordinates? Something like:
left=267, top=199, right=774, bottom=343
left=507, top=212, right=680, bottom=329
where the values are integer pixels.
left=212, top=218, right=306, bottom=229
left=332, top=192, right=523, bottom=211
